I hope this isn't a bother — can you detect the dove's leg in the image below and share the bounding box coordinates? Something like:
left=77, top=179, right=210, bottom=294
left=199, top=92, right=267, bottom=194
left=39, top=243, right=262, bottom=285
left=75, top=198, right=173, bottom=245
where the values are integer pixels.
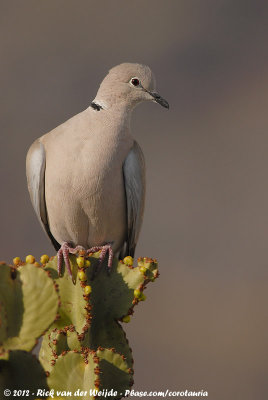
left=87, top=244, right=114, bottom=279
left=57, top=242, right=85, bottom=277
left=87, top=243, right=114, bottom=269
left=57, top=242, right=114, bottom=278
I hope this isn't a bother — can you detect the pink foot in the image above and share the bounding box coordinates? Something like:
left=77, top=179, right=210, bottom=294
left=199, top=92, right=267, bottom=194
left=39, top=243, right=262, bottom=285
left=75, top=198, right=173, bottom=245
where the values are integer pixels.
left=57, top=242, right=85, bottom=277
left=86, top=243, right=114, bottom=274
left=57, top=242, right=114, bottom=278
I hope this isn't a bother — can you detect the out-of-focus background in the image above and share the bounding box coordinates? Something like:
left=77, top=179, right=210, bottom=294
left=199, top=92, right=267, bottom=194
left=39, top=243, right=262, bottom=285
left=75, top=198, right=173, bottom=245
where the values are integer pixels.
left=1, top=1, right=268, bottom=398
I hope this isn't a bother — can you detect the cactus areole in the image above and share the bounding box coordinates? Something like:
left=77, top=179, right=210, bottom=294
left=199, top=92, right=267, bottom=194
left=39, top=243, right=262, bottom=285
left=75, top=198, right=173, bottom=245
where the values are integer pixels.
left=0, top=252, right=159, bottom=399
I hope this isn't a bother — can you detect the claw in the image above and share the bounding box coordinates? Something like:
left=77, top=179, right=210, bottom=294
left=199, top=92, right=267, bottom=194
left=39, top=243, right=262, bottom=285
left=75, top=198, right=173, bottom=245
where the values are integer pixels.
left=57, top=242, right=85, bottom=278
left=86, top=243, right=114, bottom=279
left=57, top=242, right=114, bottom=279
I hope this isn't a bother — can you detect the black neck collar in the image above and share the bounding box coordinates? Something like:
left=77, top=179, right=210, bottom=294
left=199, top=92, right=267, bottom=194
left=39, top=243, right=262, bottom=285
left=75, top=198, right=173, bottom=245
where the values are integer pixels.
left=90, top=101, right=103, bottom=111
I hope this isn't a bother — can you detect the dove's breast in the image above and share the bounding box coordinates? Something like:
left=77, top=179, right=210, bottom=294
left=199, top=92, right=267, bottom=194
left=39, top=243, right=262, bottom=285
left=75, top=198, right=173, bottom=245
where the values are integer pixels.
left=42, top=112, right=134, bottom=253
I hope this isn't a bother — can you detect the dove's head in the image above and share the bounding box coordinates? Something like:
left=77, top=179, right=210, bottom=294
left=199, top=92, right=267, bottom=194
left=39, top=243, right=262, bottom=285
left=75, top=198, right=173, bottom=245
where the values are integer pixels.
left=93, top=63, right=169, bottom=111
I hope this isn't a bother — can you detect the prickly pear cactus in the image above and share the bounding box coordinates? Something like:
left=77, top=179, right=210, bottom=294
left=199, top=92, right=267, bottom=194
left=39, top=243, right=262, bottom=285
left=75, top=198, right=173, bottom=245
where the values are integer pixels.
left=41, top=252, right=158, bottom=399
left=0, top=253, right=159, bottom=400
left=0, top=260, right=59, bottom=398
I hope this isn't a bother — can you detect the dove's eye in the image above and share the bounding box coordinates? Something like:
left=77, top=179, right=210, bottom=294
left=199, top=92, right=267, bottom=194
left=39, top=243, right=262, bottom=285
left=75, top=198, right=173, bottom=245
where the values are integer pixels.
left=130, top=78, right=140, bottom=87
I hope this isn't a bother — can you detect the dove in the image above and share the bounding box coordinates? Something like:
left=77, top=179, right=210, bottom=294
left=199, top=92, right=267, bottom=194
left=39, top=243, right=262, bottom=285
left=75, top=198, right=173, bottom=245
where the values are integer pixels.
left=26, top=63, right=169, bottom=277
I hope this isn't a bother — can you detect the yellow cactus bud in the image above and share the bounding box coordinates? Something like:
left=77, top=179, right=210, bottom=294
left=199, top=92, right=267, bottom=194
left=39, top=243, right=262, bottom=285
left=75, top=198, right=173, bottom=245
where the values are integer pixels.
left=139, top=266, right=147, bottom=274
left=13, top=257, right=21, bottom=266
left=34, top=262, right=40, bottom=267
left=76, top=256, right=85, bottom=268
left=40, top=254, right=49, bottom=264
left=85, top=259, right=91, bottom=268
left=78, top=271, right=87, bottom=281
left=122, top=315, right=131, bottom=323
left=134, top=289, right=141, bottom=298
left=123, top=256, right=133, bottom=266
left=84, top=285, right=92, bottom=295
left=25, top=255, right=35, bottom=264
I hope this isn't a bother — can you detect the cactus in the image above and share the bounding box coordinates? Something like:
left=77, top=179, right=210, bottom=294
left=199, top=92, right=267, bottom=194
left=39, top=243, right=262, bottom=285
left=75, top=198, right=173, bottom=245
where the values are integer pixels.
left=0, top=253, right=159, bottom=399
left=0, top=262, right=59, bottom=353
left=0, top=261, right=59, bottom=398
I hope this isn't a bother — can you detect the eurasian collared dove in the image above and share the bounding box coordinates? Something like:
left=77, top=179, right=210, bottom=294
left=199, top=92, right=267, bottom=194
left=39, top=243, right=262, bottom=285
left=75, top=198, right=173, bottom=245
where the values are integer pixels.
left=26, top=63, right=169, bottom=277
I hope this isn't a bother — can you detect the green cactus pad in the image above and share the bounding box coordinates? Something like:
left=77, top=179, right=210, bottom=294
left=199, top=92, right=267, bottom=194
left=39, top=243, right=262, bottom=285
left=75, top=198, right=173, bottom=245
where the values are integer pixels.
left=66, top=327, right=81, bottom=350
left=97, top=348, right=133, bottom=395
left=40, top=326, right=82, bottom=371
left=45, top=256, right=88, bottom=334
left=47, top=351, right=98, bottom=399
left=49, top=329, right=69, bottom=356
left=44, top=254, right=158, bottom=323
left=38, top=328, right=54, bottom=371
left=0, top=264, right=23, bottom=346
left=83, top=255, right=158, bottom=365
left=0, top=350, right=48, bottom=399
left=52, top=327, right=82, bottom=355
left=0, top=263, right=59, bottom=352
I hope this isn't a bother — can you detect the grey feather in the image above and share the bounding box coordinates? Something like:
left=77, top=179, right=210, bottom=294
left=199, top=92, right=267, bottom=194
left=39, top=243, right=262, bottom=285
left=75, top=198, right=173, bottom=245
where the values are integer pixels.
left=122, top=141, right=146, bottom=258
left=26, top=140, right=60, bottom=250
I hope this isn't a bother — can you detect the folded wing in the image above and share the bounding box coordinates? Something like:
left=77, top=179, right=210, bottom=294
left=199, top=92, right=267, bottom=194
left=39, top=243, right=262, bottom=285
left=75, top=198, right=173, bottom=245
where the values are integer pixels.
left=122, top=141, right=146, bottom=258
left=26, top=140, right=60, bottom=251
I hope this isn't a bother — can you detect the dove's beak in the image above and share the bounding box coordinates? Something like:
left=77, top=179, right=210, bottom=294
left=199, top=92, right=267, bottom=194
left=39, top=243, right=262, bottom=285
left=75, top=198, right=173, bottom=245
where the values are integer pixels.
left=149, top=91, right=169, bottom=109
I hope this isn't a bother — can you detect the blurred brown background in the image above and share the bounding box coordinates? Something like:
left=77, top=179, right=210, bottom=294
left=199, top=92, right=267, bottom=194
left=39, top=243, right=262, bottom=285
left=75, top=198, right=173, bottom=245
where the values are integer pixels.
left=1, top=1, right=268, bottom=399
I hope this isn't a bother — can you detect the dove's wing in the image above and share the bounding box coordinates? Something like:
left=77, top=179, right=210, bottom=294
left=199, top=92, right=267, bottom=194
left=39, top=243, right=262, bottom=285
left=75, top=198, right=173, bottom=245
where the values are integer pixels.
left=26, top=140, right=60, bottom=250
left=122, top=141, right=146, bottom=258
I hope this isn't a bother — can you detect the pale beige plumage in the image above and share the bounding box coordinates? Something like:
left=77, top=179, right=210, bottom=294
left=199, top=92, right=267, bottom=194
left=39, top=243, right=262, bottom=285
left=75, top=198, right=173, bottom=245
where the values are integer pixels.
left=26, top=63, right=168, bottom=267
